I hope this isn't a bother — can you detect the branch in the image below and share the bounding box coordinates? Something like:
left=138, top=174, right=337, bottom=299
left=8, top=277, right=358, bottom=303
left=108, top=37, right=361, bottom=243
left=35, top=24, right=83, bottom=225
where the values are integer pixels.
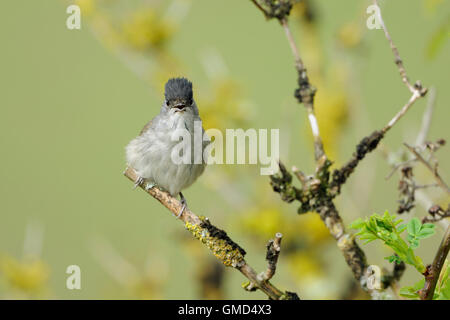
left=381, top=257, right=406, bottom=290
left=250, top=0, right=293, bottom=21
left=252, top=1, right=369, bottom=286
left=260, top=233, right=283, bottom=281
left=123, top=167, right=298, bottom=300
left=423, top=205, right=450, bottom=224
left=420, top=225, right=450, bottom=300
left=281, top=19, right=324, bottom=162
left=270, top=161, right=369, bottom=283
left=330, top=130, right=384, bottom=196
left=382, top=89, right=443, bottom=217
left=373, top=0, right=415, bottom=94
left=404, top=143, right=450, bottom=194
left=330, top=2, right=428, bottom=195
left=250, top=0, right=270, bottom=19
left=253, top=0, right=428, bottom=294
left=382, top=89, right=425, bottom=134
left=280, top=18, right=305, bottom=73
left=415, top=87, right=437, bottom=146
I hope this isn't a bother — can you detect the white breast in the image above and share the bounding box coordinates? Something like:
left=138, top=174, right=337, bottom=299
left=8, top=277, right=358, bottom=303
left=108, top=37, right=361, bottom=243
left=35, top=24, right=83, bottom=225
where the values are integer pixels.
left=126, top=112, right=206, bottom=196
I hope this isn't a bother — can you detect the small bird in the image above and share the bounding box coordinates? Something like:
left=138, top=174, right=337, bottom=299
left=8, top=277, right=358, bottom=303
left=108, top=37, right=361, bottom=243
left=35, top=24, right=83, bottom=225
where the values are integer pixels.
left=126, top=78, right=207, bottom=218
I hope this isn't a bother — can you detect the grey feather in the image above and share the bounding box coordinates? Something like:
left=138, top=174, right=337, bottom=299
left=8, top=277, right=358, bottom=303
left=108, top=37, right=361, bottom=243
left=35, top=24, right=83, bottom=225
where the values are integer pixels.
left=126, top=78, right=207, bottom=196
left=164, top=78, right=193, bottom=103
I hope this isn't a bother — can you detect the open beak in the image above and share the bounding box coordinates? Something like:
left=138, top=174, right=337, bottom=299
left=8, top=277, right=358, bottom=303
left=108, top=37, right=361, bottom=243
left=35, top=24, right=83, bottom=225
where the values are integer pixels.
left=173, top=103, right=186, bottom=112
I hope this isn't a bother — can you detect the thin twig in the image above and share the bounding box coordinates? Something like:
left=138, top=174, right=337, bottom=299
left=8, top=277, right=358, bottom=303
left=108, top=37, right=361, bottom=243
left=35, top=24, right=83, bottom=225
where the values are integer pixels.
left=382, top=86, right=440, bottom=219
left=263, top=1, right=369, bottom=287
left=373, top=0, right=414, bottom=93
left=259, top=233, right=283, bottom=281
left=423, top=205, right=450, bottom=224
left=250, top=0, right=269, bottom=19
left=381, top=256, right=406, bottom=291
left=420, top=225, right=450, bottom=300
left=415, top=183, right=439, bottom=190
left=416, top=87, right=437, bottom=146
left=280, top=18, right=304, bottom=72
left=292, top=166, right=309, bottom=189
left=256, top=0, right=427, bottom=294
left=403, top=143, right=450, bottom=194
left=382, top=90, right=422, bottom=134
left=280, top=18, right=324, bottom=161
left=385, top=158, right=416, bottom=180
left=374, top=0, right=428, bottom=134
left=332, top=3, right=428, bottom=193
left=123, top=167, right=297, bottom=300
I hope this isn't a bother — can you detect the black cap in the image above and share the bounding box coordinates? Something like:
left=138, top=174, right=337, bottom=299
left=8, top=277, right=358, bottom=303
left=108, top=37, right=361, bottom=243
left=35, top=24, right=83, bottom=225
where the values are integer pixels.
left=164, top=78, right=193, bottom=103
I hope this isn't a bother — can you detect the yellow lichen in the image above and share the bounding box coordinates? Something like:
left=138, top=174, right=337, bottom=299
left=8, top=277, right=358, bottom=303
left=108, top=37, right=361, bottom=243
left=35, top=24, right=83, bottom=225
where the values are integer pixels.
left=185, top=219, right=245, bottom=268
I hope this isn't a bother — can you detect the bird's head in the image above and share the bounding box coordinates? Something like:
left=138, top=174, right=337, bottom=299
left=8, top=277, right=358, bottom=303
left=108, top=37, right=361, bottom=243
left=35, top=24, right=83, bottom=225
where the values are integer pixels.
left=163, top=77, right=197, bottom=116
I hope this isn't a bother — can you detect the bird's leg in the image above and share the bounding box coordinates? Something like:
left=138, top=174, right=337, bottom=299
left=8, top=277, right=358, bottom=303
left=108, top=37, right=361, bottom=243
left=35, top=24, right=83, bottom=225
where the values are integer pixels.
left=176, top=192, right=187, bottom=219
left=133, top=176, right=145, bottom=189
left=145, top=182, right=155, bottom=191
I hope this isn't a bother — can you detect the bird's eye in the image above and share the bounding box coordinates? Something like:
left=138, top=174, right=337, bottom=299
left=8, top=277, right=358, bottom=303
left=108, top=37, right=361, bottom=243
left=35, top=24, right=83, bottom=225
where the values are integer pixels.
left=189, top=99, right=193, bottom=105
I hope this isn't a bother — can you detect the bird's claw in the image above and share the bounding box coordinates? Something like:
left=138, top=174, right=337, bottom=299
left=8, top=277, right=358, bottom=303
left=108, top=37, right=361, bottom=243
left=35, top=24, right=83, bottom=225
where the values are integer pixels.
left=175, top=192, right=187, bottom=219
left=145, top=182, right=155, bottom=191
left=133, top=176, right=144, bottom=189
left=176, top=202, right=186, bottom=219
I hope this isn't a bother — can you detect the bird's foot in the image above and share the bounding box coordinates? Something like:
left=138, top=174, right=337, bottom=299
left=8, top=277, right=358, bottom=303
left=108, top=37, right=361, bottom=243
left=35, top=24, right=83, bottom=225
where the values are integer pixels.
left=133, top=176, right=145, bottom=189
left=176, top=192, right=187, bottom=219
left=145, top=182, right=155, bottom=191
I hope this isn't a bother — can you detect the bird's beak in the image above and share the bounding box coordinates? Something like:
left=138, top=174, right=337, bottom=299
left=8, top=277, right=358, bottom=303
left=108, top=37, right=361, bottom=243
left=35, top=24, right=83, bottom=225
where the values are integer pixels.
left=173, top=103, right=186, bottom=112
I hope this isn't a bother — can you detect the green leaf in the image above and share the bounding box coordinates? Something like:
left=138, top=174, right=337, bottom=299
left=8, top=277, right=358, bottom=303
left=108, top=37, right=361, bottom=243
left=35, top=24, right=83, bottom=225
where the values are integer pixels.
left=407, top=218, right=421, bottom=236
left=414, top=255, right=425, bottom=273
left=412, top=278, right=426, bottom=291
left=349, top=213, right=428, bottom=274
left=360, top=233, right=378, bottom=244
left=409, top=240, right=420, bottom=250
left=384, top=255, right=402, bottom=264
left=417, top=228, right=435, bottom=239
left=349, top=218, right=365, bottom=229
left=399, top=287, right=420, bottom=299
left=393, top=217, right=404, bottom=226
left=397, top=224, right=407, bottom=233
left=422, top=223, right=435, bottom=230
left=400, top=279, right=425, bottom=300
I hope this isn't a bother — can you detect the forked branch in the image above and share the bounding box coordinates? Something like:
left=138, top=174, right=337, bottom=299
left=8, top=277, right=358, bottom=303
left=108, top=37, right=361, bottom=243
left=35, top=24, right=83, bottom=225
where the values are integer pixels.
left=251, top=0, right=428, bottom=294
left=124, top=167, right=298, bottom=300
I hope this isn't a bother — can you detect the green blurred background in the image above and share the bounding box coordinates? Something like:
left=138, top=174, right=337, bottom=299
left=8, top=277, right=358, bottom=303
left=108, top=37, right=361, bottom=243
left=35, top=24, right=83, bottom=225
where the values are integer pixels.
left=0, top=0, right=449, bottom=299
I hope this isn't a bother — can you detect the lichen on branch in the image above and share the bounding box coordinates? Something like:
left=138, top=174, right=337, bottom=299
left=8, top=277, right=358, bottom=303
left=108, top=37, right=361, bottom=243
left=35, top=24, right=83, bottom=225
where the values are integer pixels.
left=185, top=217, right=246, bottom=268
left=123, top=166, right=299, bottom=300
